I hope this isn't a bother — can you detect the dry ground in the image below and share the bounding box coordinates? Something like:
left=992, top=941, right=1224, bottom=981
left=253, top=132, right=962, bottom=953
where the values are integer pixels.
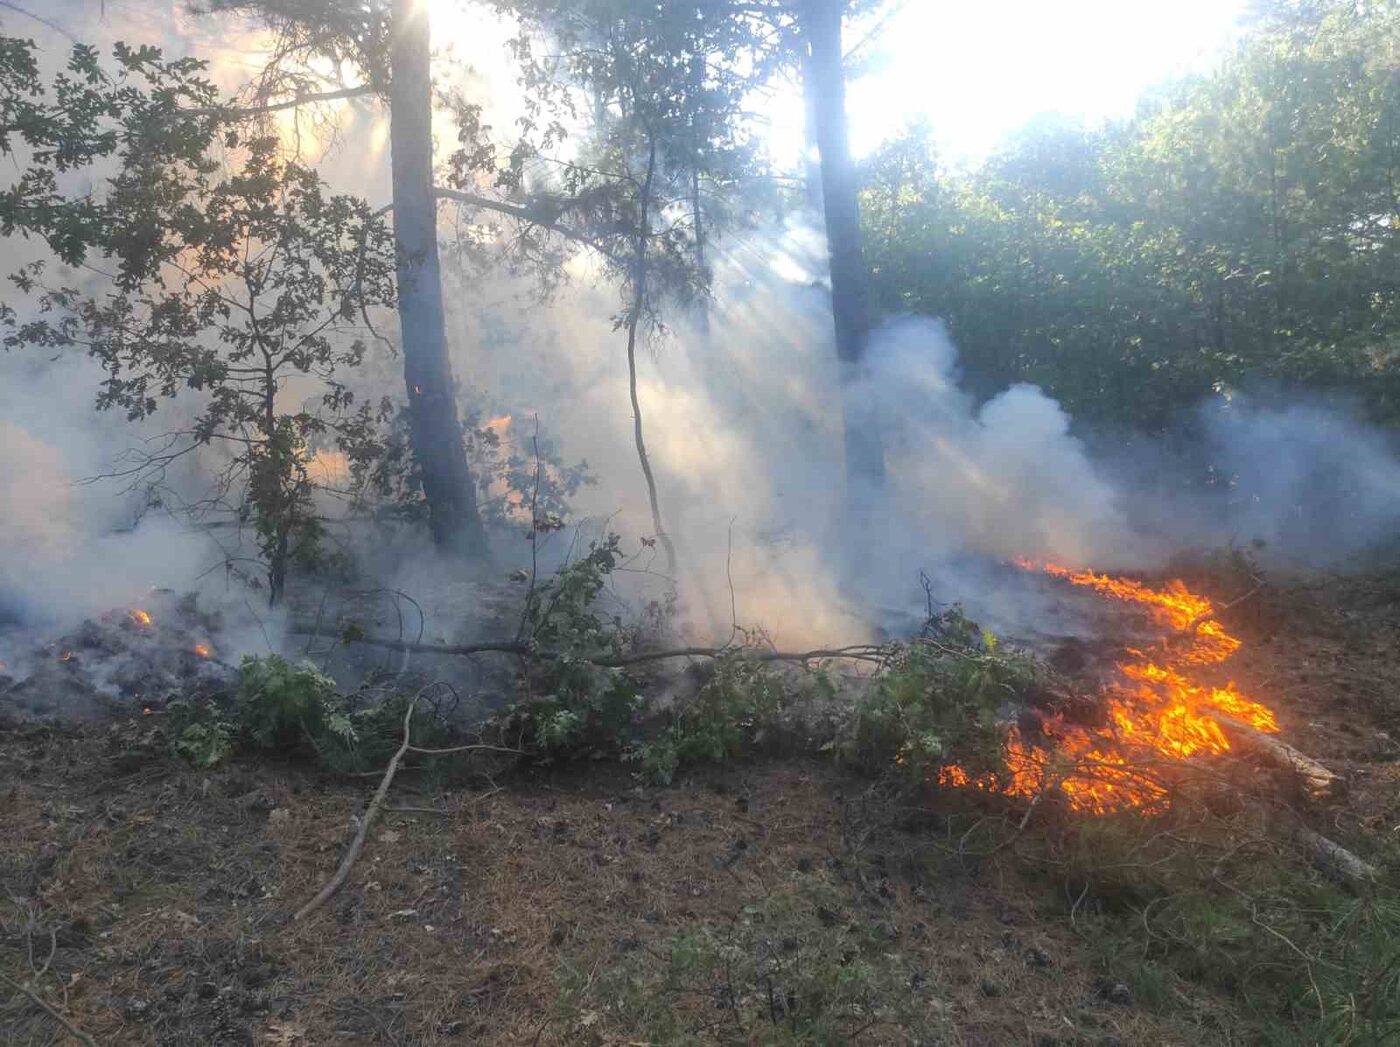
left=2, top=572, right=1397, bottom=1046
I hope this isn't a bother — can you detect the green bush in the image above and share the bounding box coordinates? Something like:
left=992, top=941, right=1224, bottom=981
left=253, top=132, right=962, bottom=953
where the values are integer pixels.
left=168, top=655, right=437, bottom=773
left=844, top=608, right=1035, bottom=783
left=636, top=655, right=789, bottom=784
left=503, top=535, right=642, bottom=756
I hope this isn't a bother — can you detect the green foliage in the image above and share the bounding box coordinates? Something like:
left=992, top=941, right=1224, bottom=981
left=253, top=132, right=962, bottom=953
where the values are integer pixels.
left=167, top=714, right=237, bottom=769
left=845, top=608, right=1035, bottom=781
left=0, top=38, right=222, bottom=275
left=459, top=0, right=776, bottom=321
left=168, top=655, right=435, bottom=774
left=506, top=536, right=642, bottom=756
left=637, top=656, right=789, bottom=784
left=862, top=0, right=1400, bottom=428
left=1, top=41, right=400, bottom=605
left=237, top=654, right=343, bottom=752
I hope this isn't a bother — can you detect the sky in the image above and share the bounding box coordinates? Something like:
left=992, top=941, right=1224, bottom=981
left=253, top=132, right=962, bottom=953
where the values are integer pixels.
left=839, top=0, right=1251, bottom=161
left=13, top=0, right=1252, bottom=166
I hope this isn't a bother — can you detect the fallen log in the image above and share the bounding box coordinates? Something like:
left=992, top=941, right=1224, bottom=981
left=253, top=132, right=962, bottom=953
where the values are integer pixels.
left=1294, top=825, right=1378, bottom=888
left=1217, top=715, right=1340, bottom=799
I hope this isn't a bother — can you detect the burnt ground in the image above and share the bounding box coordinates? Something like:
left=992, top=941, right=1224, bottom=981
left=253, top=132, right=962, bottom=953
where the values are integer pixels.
left=2, top=572, right=1398, bottom=1046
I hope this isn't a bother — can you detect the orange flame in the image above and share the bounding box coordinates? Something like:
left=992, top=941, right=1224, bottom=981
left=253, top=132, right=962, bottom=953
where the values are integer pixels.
left=193, top=644, right=211, bottom=658
left=130, top=609, right=152, bottom=627
left=940, top=561, right=1277, bottom=813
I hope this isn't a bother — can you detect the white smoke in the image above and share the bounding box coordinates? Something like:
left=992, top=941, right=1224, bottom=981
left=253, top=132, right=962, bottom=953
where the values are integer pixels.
left=2, top=1, right=1399, bottom=671
left=0, top=353, right=213, bottom=627
left=1196, top=396, right=1400, bottom=567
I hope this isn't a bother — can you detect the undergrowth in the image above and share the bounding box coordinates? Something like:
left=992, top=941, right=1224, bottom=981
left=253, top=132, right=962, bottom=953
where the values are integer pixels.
left=634, top=655, right=791, bottom=784
left=842, top=607, right=1036, bottom=784
left=552, top=868, right=954, bottom=1045
left=163, top=545, right=1398, bottom=1043
left=168, top=656, right=444, bottom=774
left=1022, top=800, right=1400, bottom=1043
left=500, top=534, right=642, bottom=756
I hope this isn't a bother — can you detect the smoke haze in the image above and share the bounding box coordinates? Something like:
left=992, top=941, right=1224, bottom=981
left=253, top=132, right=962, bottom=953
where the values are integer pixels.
left=1, top=3, right=1398, bottom=670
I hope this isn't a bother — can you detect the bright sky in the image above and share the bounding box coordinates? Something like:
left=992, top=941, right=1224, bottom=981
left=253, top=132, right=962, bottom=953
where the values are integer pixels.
left=833, top=0, right=1251, bottom=162
left=25, top=0, right=1251, bottom=171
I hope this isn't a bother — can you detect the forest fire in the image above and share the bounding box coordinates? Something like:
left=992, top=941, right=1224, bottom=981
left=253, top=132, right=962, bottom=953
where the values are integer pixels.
left=129, top=609, right=153, bottom=627
left=940, top=562, right=1280, bottom=813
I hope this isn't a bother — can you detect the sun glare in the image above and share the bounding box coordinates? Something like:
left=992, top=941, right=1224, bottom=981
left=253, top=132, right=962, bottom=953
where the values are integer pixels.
left=764, top=0, right=1250, bottom=163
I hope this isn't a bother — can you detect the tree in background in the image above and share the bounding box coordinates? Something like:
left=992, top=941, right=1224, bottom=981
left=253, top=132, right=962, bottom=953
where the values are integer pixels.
left=862, top=0, right=1400, bottom=432
left=800, top=0, right=885, bottom=490
left=386, top=0, right=488, bottom=557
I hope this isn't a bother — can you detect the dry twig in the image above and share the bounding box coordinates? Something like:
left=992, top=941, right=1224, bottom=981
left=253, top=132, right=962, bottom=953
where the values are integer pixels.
left=0, top=972, right=98, bottom=1047
left=293, top=698, right=418, bottom=922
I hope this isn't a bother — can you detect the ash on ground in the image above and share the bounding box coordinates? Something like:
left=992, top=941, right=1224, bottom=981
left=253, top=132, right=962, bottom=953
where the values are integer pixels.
left=0, top=591, right=236, bottom=723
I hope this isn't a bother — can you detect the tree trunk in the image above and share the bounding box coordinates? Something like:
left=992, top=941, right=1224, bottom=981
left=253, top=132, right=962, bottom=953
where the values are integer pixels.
left=803, top=0, right=884, bottom=490
left=627, top=134, right=678, bottom=578
left=389, top=0, right=487, bottom=557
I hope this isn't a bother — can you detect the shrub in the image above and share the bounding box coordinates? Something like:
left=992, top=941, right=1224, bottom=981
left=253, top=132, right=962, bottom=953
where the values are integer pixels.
left=844, top=607, right=1036, bottom=783
left=168, top=655, right=440, bottom=773
left=504, top=535, right=642, bottom=756
left=636, top=655, right=789, bottom=784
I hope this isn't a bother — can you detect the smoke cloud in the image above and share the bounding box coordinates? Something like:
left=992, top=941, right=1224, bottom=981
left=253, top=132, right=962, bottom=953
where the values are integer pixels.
left=1, top=3, right=1398, bottom=675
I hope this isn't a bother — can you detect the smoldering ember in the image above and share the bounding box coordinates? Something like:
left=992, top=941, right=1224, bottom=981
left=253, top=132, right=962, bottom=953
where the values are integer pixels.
left=2, top=2, right=1400, bottom=1045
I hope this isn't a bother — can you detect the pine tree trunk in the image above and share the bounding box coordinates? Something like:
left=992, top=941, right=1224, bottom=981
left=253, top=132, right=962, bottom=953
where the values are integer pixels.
left=804, top=0, right=885, bottom=490
left=389, top=0, right=487, bottom=556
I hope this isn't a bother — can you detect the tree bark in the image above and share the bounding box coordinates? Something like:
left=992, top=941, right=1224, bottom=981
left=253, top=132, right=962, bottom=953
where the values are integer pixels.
left=803, top=0, right=884, bottom=490
left=389, top=0, right=487, bottom=557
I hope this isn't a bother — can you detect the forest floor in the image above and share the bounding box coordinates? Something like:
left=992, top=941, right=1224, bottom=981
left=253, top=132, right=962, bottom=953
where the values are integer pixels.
left=2, top=572, right=1398, bottom=1046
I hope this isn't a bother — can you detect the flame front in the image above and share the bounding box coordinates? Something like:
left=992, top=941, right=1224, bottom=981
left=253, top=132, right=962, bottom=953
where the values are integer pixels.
left=940, top=562, right=1278, bottom=813
left=129, top=609, right=153, bottom=627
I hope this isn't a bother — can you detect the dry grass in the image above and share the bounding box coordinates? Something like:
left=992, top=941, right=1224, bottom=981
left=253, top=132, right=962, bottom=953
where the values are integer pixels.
left=1, top=723, right=1229, bottom=1046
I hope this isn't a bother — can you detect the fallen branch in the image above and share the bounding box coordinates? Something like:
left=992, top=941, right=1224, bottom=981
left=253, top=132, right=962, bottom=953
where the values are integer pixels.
left=293, top=699, right=417, bottom=922
left=1294, top=825, right=1378, bottom=887
left=0, top=972, right=98, bottom=1047
left=1218, top=716, right=1340, bottom=798
left=287, top=625, right=889, bottom=668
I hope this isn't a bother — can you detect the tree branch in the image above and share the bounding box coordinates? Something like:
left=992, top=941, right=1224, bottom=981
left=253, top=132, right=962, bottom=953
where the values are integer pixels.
left=0, top=972, right=97, bottom=1047
left=288, top=624, right=888, bottom=668
left=190, top=85, right=376, bottom=119
left=433, top=187, right=625, bottom=265
left=293, top=696, right=417, bottom=921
